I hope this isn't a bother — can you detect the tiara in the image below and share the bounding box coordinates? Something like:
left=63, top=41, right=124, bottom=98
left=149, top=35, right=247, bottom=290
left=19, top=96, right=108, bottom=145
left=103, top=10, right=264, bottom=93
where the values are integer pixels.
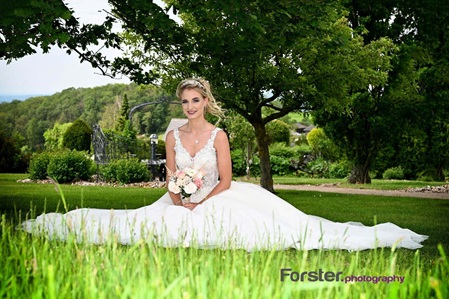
left=180, top=79, right=205, bottom=90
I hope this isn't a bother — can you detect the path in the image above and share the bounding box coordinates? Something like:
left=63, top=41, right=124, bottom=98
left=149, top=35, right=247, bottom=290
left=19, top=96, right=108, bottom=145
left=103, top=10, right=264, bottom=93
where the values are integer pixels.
left=274, top=184, right=449, bottom=199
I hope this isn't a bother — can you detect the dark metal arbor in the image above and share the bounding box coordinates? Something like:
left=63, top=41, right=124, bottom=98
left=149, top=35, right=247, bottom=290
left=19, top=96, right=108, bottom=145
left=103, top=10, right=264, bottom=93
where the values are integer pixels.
left=92, top=124, right=139, bottom=181
left=92, top=96, right=180, bottom=181
left=92, top=124, right=109, bottom=165
left=128, top=96, right=180, bottom=127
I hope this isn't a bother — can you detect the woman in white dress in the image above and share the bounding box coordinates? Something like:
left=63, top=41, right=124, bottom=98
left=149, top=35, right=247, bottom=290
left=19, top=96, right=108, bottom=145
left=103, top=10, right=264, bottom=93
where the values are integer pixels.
left=19, top=78, right=428, bottom=251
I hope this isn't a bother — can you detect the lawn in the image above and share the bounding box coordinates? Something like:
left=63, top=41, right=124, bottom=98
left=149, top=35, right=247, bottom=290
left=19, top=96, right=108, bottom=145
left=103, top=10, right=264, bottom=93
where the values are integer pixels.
left=238, top=175, right=448, bottom=190
left=1, top=174, right=448, bottom=298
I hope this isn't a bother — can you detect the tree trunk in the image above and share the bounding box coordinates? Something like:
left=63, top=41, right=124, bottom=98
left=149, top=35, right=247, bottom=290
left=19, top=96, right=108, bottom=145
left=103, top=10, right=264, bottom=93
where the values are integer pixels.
left=348, top=164, right=371, bottom=184
left=435, top=164, right=445, bottom=182
left=253, top=121, right=274, bottom=192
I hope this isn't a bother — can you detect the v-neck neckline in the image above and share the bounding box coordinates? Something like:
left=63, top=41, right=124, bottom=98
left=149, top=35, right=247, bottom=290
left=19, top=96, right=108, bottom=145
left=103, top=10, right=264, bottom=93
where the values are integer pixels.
left=177, top=127, right=217, bottom=159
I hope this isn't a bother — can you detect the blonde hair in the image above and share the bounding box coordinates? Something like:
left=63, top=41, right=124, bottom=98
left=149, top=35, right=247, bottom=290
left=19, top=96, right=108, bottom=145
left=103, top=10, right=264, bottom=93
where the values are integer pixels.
left=176, top=78, right=225, bottom=119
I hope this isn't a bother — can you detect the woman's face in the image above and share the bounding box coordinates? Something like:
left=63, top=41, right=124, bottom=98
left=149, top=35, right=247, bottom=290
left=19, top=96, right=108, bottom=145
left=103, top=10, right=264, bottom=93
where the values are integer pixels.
left=180, top=88, right=208, bottom=120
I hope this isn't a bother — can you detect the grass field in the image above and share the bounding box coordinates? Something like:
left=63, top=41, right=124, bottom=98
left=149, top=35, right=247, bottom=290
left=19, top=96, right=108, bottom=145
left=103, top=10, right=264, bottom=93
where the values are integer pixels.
left=1, top=174, right=448, bottom=298
left=238, top=175, right=448, bottom=190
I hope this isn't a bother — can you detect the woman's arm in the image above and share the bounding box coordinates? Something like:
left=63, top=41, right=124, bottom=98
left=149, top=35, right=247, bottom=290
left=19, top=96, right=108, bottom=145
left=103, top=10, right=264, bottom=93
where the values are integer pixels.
left=165, top=130, right=183, bottom=206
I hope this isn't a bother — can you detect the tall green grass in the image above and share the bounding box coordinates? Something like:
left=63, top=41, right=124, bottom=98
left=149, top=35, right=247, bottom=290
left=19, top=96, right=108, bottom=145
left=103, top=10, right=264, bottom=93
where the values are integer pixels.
left=1, top=216, right=447, bottom=298
left=1, top=174, right=448, bottom=298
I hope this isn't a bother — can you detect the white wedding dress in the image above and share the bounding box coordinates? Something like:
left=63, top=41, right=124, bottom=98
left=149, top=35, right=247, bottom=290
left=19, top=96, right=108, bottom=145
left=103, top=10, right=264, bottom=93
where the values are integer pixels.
left=19, top=128, right=427, bottom=251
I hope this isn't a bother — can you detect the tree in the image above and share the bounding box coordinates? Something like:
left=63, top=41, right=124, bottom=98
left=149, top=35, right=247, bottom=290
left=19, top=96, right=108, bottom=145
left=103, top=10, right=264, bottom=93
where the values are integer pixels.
left=0, top=0, right=74, bottom=60
left=326, top=0, right=449, bottom=183
left=223, top=112, right=256, bottom=179
left=306, top=127, right=340, bottom=162
left=106, top=0, right=394, bottom=191
left=115, top=94, right=130, bottom=132
left=405, top=0, right=449, bottom=181
left=266, top=120, right=290, bottom=146
left=62, top=119, right=92, bottom=152
left=0, top=130, right=22, bottom=172
left=0, top=0, right=121, bottom=77
left=0, top=1, right=405, bottom=189
left=84, top=98, right=102, bottom=126
left=43, top=122, right=72, bottom=151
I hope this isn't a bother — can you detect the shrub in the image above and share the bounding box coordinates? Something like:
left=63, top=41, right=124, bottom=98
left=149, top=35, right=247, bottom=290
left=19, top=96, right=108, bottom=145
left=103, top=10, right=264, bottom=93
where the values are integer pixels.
left=306, top=157, right=330, bottom=178
left=47, top=150, right=93, bottom=183
left=382, top=166, right=405, bottom=180
left=269, top=142, right=297, bottom=159
left=270, top=155, right=291, bottom=175
left=329, top=160, right=352, bottom=179
left=101, top=158, right=150, bottom=184
left=231, top=148, right=261, bottom=178
left=28, top=151, right=52, bottom=180
left=267, top=143, right=294, bottom=175
left=44, top=122, right=72, bottom=151
left=231, top=149, right=246, bottom=177
left=266, top=120, right=291, bottom=145
left=307, top=127, right=340, bottom=161
left=62, top=119, right=93, bottom=152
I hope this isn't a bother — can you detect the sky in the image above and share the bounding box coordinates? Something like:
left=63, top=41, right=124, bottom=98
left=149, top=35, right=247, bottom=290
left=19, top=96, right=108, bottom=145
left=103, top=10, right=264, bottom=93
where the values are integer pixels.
left=0, top=0, right=171, bottom=96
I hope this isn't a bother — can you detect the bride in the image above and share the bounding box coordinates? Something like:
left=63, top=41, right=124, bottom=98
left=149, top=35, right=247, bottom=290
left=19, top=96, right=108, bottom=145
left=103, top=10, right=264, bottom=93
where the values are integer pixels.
left=19, top=78, right=427, bottom=251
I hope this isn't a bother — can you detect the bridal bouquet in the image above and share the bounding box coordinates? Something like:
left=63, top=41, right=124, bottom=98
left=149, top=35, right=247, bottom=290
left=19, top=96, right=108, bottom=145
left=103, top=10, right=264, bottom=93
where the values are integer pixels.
left=167, top=167, right=206, bottom=201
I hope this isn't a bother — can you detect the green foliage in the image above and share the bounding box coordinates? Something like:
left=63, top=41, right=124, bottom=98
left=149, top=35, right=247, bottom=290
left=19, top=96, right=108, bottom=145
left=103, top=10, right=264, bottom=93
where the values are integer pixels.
left=230, top=149, right=260, bottom=177
left=230, top=149, right=246, bottom=176
left=268, top=143, right=309, bottom=176
left=0, top=130, right=29, bottom=173
left=0, top=84, right=172, bottom=154
left=101, top=158, right=150, bottom=184
left=155, top=139, right=166, bottom=159
left=266, top=120, right=290, bottom=146
left=306, top=157, right=331, bottom=178
left=382, top=166, right=405, bottom=180
left=0, top=0, right=74, bottom=61
left=115, top=94, right=130, bottom=132
left=225, top=112, right=257, bottom=178
left=28, top=151, right=53, bottom=180
left=47, top=150, right=93, bottom=183
left=268, top=143, right=298, bottom=176
left=269, top=155, right=291, bottom=176
left=306, top=127, right=340, bottom=161
left=329, top=160, right=352, bottom=179
left=62, top=119, right=93, bottom=152
left=109, top=0, right=376, bottom=191
left=44, top=122, right=72, bottom=151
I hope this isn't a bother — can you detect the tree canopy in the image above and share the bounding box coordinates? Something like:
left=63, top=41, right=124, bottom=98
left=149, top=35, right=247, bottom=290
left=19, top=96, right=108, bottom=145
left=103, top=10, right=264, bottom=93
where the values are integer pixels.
left=2, top=0, right=448, bottom=184
left=102, top=0, right=395, bottom=191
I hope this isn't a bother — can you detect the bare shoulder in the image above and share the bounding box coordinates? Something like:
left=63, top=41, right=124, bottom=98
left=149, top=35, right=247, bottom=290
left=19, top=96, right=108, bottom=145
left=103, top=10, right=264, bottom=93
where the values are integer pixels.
left=215, top=129, right=229, bottom=141
left=165, top=130, right=175, bottom=144
left=214, top=129, right=230, bottom=148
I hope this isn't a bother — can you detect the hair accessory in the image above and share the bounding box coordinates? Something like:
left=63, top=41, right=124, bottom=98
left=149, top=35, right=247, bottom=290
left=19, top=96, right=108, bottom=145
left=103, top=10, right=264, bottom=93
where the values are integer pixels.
left=180, top=79, right=205, bottom=90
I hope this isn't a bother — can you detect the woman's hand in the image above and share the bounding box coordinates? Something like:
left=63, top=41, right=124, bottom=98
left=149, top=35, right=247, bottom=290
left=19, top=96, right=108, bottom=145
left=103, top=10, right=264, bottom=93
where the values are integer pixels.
left=183, top=202, right=200, bottom=210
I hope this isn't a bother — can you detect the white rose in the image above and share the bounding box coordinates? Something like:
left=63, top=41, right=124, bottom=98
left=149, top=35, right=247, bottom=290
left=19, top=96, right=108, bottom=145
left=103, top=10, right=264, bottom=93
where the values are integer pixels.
left=176, top=177, right=185, bottom=187
left=183, top=182, right=198, bottom=195
left=168, top=181, right=181, bottom=194
left=185, top=168, right=196, bottom=177
left=182, top=176, right=192, bottom=186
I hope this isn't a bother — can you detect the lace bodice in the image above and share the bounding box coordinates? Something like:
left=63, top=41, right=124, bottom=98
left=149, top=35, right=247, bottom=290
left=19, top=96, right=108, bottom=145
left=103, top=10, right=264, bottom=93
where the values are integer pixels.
left=173, top=127, right=221, bottom=202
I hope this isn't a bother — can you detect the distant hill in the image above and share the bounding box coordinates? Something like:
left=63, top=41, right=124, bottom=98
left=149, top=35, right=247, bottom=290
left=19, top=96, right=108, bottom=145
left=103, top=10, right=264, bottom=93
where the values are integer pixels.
left=0, top=83, right=183, bottom=150
left=0, top=94, right=48, bottom=103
